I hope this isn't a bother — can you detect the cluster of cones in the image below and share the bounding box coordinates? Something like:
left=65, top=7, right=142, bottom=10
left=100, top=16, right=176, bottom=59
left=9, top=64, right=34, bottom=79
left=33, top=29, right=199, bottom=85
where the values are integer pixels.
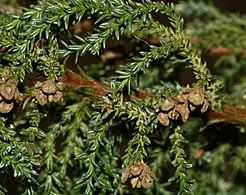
left=158, top=85, right=210, bottom=126
left=121, top=162, right=155, bottom=189
left=0, top=79, right=64, bottom=114
left=34, top=80, right=63, bottom=105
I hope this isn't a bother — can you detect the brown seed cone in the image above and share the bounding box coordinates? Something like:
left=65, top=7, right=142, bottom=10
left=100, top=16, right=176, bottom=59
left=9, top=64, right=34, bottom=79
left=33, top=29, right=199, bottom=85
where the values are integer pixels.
left=0, top=101, right=14, bottom=113
left=14, top=87, right=21, bottom=101
left=122, top=162, right=155, bottom=189
left=0, top=83, right=17, bottom=100
left=41, top=80, right=57, bottom=94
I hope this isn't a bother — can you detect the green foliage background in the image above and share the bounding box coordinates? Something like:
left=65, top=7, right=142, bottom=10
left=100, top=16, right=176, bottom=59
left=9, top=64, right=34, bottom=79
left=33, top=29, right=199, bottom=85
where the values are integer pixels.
left=0, top=0, right=246, bottom=194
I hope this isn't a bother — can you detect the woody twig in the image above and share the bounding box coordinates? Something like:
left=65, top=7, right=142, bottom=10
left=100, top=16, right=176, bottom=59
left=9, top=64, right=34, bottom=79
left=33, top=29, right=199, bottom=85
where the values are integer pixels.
left=59, top=70, right=246, bottom=125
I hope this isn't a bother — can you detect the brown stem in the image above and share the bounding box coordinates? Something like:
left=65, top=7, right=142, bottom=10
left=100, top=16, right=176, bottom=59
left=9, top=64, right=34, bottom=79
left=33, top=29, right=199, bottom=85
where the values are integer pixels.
left=59, top=70, right=246, bottom=125
left=207, top=104, right=246, bottom=125
left=0, top=3, right=22, bottom=12
left=58, top=70, right=112, bottom=97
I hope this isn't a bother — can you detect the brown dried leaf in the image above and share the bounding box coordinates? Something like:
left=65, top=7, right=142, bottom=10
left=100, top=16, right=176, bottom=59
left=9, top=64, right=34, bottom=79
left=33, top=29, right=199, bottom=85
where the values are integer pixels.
left=69, top=20, right=93, bottom=35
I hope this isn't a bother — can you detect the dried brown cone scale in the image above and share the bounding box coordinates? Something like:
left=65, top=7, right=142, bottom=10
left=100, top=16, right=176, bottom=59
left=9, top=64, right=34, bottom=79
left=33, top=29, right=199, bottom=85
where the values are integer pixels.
left=52, top=91, right=63, bottom=103
left=141, top=172, right=155, bottom=188
left=130, top=177, right=142, bottom=188
left=175, top=104, right=190, bottom=122
left=36, top=92, right=48, bottom=106
left=130, top=163, right=143, bottom=176
left=121, top=166, right=130, bottom=183
left=158, top=112, right=170, bottom=126
left=175, top=94, right=188, bottom=103
left=201, top=99, right=209, bottom=113
left=188, top=90, right=204, bottom=106
left=0, top=101, right=14, bottom=113
left=160, top=98, right=175, bottom=111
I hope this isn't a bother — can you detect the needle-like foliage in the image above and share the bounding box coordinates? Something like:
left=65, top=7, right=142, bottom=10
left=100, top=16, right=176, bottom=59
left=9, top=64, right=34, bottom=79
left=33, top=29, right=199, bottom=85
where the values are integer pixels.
left=0, top=0, right=246, bottom=194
